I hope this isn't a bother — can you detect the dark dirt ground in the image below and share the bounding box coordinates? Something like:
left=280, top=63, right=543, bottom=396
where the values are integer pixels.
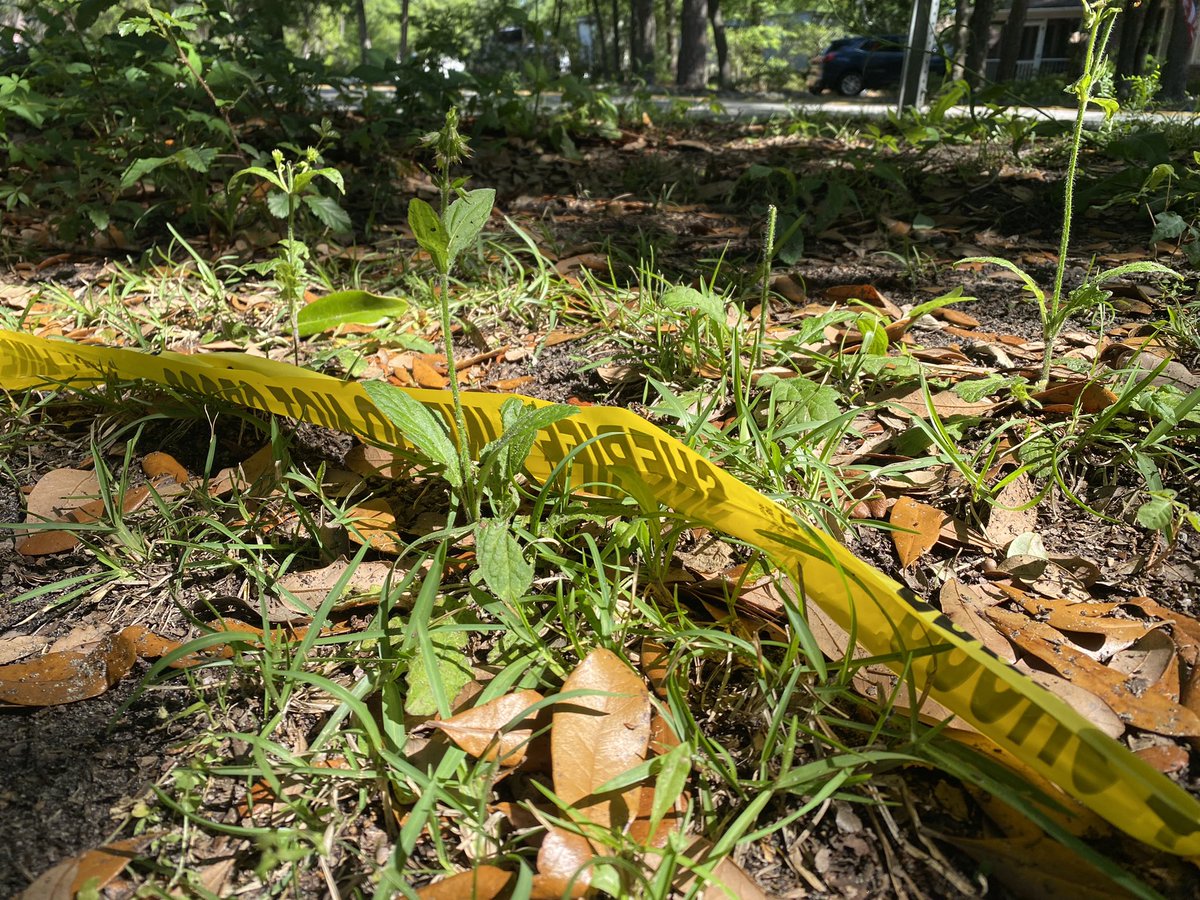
left=2, top=113, right=1200, bottom=897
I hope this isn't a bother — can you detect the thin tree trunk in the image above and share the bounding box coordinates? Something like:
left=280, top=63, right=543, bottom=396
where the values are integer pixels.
left=708, top=0, right=730, bottom=88
left=677, top=0, right=707, bottom=87
left=996, top=0, right=1029, bottom=81
left=664, top=0, right=676, bottom=77
left=592, top=0, right=609, bottom=77
left=353, top=0, right=371, bottom=65
left=399, top=0, right=410, bottom=62
left=1132, top=0, right=1167, bottom=76
left=611, top=0, right=621, bottom=75
left=632, top=0, right=656, bottom=80
left=965, top=0, right=996, bottom=87
left=952, top=0, right=971, bottom=80
left=1159, top=0, right=1191, bottom=99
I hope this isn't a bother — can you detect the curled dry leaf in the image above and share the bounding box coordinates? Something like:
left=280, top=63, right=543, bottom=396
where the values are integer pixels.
left=987, top=607, right=1200, bottom=737
left=18, top=836, right=151, bottom=900
left=432, top=689, right=546, bottom=767
left=889, top=497, right=946, bottom=568
left=412, top=354, right=449, bottom=389
left=0, top=630, right=136, bottom=706
left=893, top=388, right=997, bottom=419
left=939, top=580, right=1015, bottom=665
left=17, top=484, right=153, bottom=556
left=208, top=445, right=279, bottom=497
left=1030, top=380, right=1117, bottom=415
left=141, top=450, right=190, bottom=485
left=416, top=865, right=513, bottom=900
left=346, top=444, right=409, bottom=479
left=346, top=499, right=403, bottom=554
left=274, top=558, right=402, bottom=620
left=531, top=827, right=594, bottom=899
left=552, top=648, right=651, bottom=830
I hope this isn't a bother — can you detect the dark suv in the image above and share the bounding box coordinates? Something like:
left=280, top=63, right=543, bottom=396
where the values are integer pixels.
left=810, top=36, right=941, bottom=96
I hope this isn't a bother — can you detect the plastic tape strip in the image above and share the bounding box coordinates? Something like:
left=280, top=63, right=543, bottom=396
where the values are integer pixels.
left=2, top=328, right=1197, bottom=856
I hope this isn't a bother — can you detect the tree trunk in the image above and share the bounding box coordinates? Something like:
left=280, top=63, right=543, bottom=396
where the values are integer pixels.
left=353, top=0, right=371, bottom=65
left=965, top=0, right=996, bottom=87
left=1132, top=0, right=1168, bottom=75
left=995, top=0, right=1029, bottom=82
left=707, top=0, right=730, bottom=88
left=1115, top=0, right=1149, bottom=83
left=677, top=0, right=707, bottom=88
left=611, top=0, right=621, bottom=75
left=592, top=0, right=609, bottom=77
left=631, top=0, right=657, bottom=79
left=399, top=0, right=410, bottom=62
left=952, top=0, right=971, bottom=80
left=1160, top=0, right=1193, bottom=100
left=664, top=0, right=677, bottom=78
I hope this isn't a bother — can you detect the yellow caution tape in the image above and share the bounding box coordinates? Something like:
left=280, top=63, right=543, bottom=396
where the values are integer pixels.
left=2, top=328, right=1198, bottom=856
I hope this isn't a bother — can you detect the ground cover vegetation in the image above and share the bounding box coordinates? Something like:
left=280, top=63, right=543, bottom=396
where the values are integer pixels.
left=2, top=1, right=1200, bottom=898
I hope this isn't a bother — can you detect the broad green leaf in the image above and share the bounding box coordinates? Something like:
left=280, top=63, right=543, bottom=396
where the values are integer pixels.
left=445, top=188, right=495, bottom=268
left=1136, top=494, right=1175, bottom=532
left=361, top=380, right=462, bottom=487
left=232, top=165, right=285, bottom=192
left=1150, top=213, right=1187, bottom=244
left=953, top=374, right=1011, bottom=403
left=760, top=375, right=840, bottom=426
left=85, top=207, right=110, bottom=232
left=482, top=399, right=577, bottom=487
left=856, top=313, right=889, bottom=356
left=302, top=193, right=352, bottom=234
left=297, top=290, right=409, bottom=337
left=475, top=518, right=533, bottom=604
left=404, top=607, right=474, bottom=718
left=266, top=189, right=291, bottom=220
left=660, top=285, right=725, bottom=325
left=1088, top=96, right=1120, bottom=120
left=1007, top=532, right=1047, bottom=560
left=177, top=146, right=217, bottom=173
left=120, top=156, right=169, bottom=189
left=408, top=197, right=448, bottom=272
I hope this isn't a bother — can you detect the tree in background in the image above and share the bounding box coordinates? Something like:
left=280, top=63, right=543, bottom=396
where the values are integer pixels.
left=965, top=0, right=997, bottom=87
left=707, top=0, right=730, bottom=87
left=995, top=0, right=1029, bottom=82
left=631, top=0, right=656, bottom=79
left=1160, top=0, right=1194, bottom=100
left=677, top=0, right=707, bottom=87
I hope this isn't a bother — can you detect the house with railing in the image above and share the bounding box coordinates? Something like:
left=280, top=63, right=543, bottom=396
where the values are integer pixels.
left=985, top=0, right=1081, bottom=81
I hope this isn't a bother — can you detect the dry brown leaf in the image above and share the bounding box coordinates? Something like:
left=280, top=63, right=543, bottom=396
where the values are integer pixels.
left=1020, top=665, right=1125, bottom=739
left=412, top=354, right=449, bottom=389
left=416, top=865, right=513, bottom=899
left=939, top=580, right=1015, bottom=664
left=0, top=630, right=136, bottom=706
left=18, top=836, right=151, bottom=900
left=346, top=499, right=402, bottom=554
left=531, top=827, right=594, bottom=898
left=823, top=283, right=903, bottom=319
left=345, top=444, right=409, bottom=479
left=893, top=388, right=997, bottom=419
left=671, top=838, right=769, bottom=900
left=141, top=450, right=190, bottom=485
left=209, top=445, right=279, bottom=496
left=22, top=467, right=99, bottom=528
left=551, top=648, right=651, bottom=830
left=122, top=625, right=235, bottom=668
left=628, top=786, right=684, bottom=850
left=639, top=638, right=670, bottom=698
left=274, top=559, right=400, bottom=620
left=1031, top=380, right=1117, bottom=414
left=17, top=484, right=154, bottom=556
left=987, top=606, right=1200, bottom=737
left=432, top=689, right=546, bottom=766
left=769, top=273, right=806, bottom=303
left=998, top=587, right=1155, bottom=657
left=987, top=473, right=1040, bottom=547
left=0, top=634, right=44, bottom=666
left=889, top=497, right=945, bottom=568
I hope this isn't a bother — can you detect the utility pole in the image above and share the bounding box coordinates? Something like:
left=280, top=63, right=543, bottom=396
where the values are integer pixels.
left=898, top=0, right=940, bottom=113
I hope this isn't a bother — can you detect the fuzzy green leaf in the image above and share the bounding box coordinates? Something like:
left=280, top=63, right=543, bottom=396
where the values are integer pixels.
left=361, top=380, right=462, bottom=487
left=475, top=518, right=533, bottom=604
left=660, top=285, right=726, bottom=325
left=445, top=188, right=495, bottom=268
left=404, top=608, right=474, bottom=718
left=1136, top=494, right=1175, bottom=532
left=408, top=197, right=448, bottom=271
left=302, top=193, right=352, bottom=234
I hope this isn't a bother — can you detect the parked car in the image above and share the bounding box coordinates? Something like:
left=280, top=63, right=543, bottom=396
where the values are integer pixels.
left=810, top=35, right=943, bottom=96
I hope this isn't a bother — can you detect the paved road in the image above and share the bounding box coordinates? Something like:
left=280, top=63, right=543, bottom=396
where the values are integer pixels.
left=318, top=83, right=1199, bottom=129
